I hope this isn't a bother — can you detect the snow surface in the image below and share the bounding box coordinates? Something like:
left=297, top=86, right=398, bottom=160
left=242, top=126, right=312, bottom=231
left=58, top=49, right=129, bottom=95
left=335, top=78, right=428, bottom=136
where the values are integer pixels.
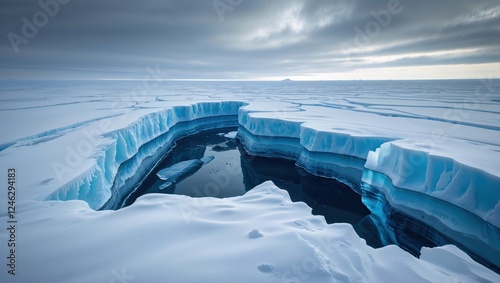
left=4, top=182, right=500, bottom=282
left=0, top=80, right=499, bottom=281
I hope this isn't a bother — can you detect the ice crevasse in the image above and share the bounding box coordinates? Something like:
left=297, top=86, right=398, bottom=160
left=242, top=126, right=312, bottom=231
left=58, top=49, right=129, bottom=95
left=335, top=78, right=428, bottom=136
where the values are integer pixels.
left=41, top=101, right=500, bottom=267
left=45, top=101, right=244, bottom=210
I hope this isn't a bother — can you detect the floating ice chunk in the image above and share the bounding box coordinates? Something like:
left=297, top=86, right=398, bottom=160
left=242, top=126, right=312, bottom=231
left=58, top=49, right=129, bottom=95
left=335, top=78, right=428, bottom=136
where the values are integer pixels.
left=156, top=159, right=203, bottom=182
left=200, top=156, right=215, bottom=164
left=223, top=131, right=238, bottom=139
left=158, top=182, right=173, bottom=190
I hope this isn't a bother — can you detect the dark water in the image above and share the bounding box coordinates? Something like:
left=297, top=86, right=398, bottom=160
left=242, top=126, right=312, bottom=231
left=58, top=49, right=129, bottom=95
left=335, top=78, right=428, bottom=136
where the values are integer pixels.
left=122, top=127, right=387, bottom=247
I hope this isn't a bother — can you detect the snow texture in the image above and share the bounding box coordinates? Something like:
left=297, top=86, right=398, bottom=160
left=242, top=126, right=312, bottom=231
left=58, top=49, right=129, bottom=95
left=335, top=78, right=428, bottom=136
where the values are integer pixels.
left=158, top=182, right=173, bottom=190
left=4, top=182, right=499, bottom=283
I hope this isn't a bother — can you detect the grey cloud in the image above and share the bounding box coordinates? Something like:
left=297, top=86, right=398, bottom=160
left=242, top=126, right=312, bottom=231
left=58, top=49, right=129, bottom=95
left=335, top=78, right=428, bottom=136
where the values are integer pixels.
left=1, top=0, right=499, bottom=79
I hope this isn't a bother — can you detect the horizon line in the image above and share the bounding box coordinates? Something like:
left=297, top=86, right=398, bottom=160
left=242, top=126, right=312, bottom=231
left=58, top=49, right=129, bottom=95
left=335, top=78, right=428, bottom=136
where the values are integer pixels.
left=2, top=78, right=499, bottom=82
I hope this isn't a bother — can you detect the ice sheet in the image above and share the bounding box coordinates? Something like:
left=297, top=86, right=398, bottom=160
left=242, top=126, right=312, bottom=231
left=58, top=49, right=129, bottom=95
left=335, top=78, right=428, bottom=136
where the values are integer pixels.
left=1, top=80, right=499, bottom=281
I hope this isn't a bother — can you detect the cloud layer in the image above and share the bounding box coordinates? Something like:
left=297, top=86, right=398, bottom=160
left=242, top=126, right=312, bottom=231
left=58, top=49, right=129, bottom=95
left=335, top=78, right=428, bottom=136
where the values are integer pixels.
left=1, top=0, right=499, bottom=79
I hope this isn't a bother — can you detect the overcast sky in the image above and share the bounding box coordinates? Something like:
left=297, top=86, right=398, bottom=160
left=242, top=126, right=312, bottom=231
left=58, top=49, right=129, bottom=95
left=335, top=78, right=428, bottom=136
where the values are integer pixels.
left=1, top=0, right=499, bottom=80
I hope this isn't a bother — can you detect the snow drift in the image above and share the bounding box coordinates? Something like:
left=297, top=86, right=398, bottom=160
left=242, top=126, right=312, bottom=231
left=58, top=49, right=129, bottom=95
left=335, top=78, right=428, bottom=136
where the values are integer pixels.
left=6, top=182, right=499, bottom=283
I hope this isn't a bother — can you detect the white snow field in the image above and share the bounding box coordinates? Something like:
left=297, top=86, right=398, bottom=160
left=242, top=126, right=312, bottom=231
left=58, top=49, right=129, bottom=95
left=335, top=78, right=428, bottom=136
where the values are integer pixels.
left=0, top=80, right=499, bottom=282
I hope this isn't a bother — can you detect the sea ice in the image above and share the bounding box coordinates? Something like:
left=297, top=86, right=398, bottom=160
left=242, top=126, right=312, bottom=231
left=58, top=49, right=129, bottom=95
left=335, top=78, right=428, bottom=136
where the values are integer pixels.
left=1, top=80, right=499, bottom=281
